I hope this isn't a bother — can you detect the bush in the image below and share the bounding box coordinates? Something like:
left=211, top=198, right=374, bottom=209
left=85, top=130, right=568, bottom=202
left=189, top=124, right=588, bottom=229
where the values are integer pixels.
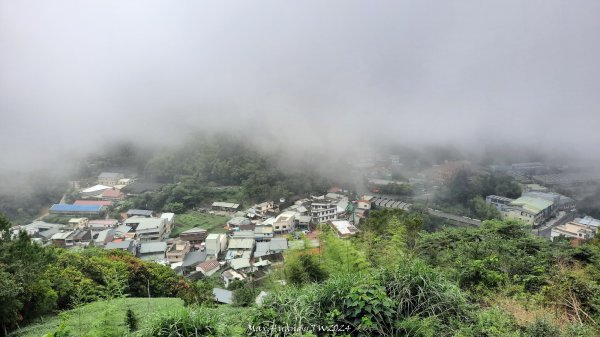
left=125, top=308, right=139, bottom=332
left=137, top=309, right=217, bottom=337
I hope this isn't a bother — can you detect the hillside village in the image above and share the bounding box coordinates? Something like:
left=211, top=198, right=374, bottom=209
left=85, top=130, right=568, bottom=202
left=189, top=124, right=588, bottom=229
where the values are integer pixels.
left=10, top=171, right=372, bottom=303
left=11, top=157, right=600, bottom=304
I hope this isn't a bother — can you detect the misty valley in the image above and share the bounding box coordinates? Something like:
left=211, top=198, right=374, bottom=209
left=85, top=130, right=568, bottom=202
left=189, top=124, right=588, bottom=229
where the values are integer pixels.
left=2, top=1, right=600, bottom=336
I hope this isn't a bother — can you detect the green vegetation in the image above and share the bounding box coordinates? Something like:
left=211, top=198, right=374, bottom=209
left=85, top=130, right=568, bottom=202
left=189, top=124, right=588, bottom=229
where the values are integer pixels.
left=434, top=170, right=521, bottom=219
left=171, top=212, right=228, bottom=237
left=9, top=207, right=600, bottom=336
left=15, top=298, right=184, bottom=337
left=374, top=182, right=414, bottom=196
left=0, top=213, right=211, bottom=336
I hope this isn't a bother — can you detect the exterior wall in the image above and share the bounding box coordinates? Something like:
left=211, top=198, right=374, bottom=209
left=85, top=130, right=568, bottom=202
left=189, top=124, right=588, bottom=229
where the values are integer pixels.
left=502, top=208, right=536, bottom=225
left=98, top=174, right=124, bottom=186
left=206, top=234, right=228, bottom=256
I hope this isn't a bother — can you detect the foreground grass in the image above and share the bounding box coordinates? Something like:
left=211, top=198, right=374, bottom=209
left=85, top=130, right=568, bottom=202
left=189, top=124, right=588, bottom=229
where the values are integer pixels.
left=171, top=212, right=228, bottom=237
left=13, top=298, right=185, bottom=337
left=14, top=298, right=253, bottom=337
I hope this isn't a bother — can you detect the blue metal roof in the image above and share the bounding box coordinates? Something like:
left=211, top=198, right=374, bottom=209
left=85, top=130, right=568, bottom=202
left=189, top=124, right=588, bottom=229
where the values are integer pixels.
left=50, top=204, right=103, bottom=212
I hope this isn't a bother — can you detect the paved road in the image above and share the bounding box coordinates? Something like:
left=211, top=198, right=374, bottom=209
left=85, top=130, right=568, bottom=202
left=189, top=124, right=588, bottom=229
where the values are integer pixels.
left=533, top=211, right=575, bottom=239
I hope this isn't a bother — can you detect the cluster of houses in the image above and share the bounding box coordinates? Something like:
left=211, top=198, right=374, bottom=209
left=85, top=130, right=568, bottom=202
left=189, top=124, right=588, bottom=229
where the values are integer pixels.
left=550, top=216, right=600, bottom=242
left=484, top=183, right=600, bottom=242
left=486, top=187, right=576, bottom=227
left=12, top=171, right=376, bottom=303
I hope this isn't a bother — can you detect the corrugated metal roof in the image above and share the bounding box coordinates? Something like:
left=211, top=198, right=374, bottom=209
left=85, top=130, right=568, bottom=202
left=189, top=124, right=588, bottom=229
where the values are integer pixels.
left=50, top=204, right=103, bottom=212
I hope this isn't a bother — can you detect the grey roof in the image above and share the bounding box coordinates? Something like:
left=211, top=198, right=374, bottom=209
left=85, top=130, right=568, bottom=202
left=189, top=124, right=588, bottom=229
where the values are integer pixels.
left=125, top=217, right=164, bottom=231
left=181, top=227, right=208, bottom=234
left=105, top=241, right=134, bottom=250
left=213, top=288, right=233, bottom=304
left=127, top=209, right=154, bottom=217
left=139, top=241, right=167, bottom=254
left=232, top=230, right=255, bottom=239
left=255, top=242, right=270, bottom=253
left=230, top=258, right=251, bottom=270
left=93, top=229, right=114, bottom=243
left=99, top=172, right=123, bottom=179
left=228, top=238, right=255, bottom=249
left=269, top=238, right=288, bottom=251
left=297, top=215, right=311, bottom=223
left=212, top=202, right=240, bottom=209
left=114, top=225, right=132, bottom=235
left=182, top=250, right=208, bottom=267
left=228, top=217, right=251, bottom=226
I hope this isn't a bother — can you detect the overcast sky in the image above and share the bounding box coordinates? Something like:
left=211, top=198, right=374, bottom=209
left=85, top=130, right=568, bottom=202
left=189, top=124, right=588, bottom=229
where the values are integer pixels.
left=1, top=0, right=600, bottom=172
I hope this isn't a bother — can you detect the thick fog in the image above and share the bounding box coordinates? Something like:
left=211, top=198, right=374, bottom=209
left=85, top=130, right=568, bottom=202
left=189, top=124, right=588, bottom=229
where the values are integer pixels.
left=1, top=0, right=600, bottom=174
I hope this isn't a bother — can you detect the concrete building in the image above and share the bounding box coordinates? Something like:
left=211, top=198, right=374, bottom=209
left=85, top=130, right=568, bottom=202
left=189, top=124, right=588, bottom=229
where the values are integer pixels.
left=125, top=217, right=167, bottom=242
left=12, top=221, right=65, bottom=243
left=254, top=225, right=274, bottom=241
left=167, top=240, right=191, bottom=263
left=88, top=219, right=119, bottom=230
left=296, top=215, right=311, bottom=230
left=501, top=196, right=554, bottom=226
left=206, top=233, right=228, bottom=257
left=485, top=195, right=514, bottom=212
left=68, top=218, right=89, bottom=229
left=273, top=211, right=296, bottom=234
left=551, top=222, right=597, bottom=241
left=226, top=238, right=255, bottom=260
left=329, top=220, right=360, bottom=238
left=211, top=202, right=240, bottom=212
left=522, top=191, right=575, bottom=211
left=160, top=212, right=175, bottom=233
left=98, top=172, right=125, bottom=186
left=179, top=227, right=208, bottom=244
left=310, top=200, right=337, bottom=224
left=139, top=242, right=168, bottom=262
left=254, top=201, right=275, bottom=215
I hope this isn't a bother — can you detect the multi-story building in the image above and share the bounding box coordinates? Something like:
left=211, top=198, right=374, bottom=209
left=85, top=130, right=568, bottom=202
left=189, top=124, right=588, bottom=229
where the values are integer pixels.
left=310, top=200, right=337, bottom=224
left=485, top=195, right=514, bottom=212
left=125, top=217, right=167, bottom=242
left=206, top=233, right=228, bottom=257
left=98, top=172, right=125, bottom=186
left=501, top=196, right=554, bottom=226
left=551, top=222, right=597, bottom=241
left=166, top=240, right=191, bottom=263
left=273, top=211, right=296, bottom=234
left=179, top=227, right=208, bottom=244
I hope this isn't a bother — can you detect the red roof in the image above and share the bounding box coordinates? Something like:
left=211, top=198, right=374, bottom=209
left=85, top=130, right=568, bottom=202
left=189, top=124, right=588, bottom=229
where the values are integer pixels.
left=102, top=189, right=124, bottom=199
left=74, top=200, right=113, bottom=207
left=198, top=259, right=221, bottom=273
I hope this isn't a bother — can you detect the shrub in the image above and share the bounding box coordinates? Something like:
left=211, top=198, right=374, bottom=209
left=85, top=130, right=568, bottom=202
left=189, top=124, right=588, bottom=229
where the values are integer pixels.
left=137, top=309, right=217, bottom=337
